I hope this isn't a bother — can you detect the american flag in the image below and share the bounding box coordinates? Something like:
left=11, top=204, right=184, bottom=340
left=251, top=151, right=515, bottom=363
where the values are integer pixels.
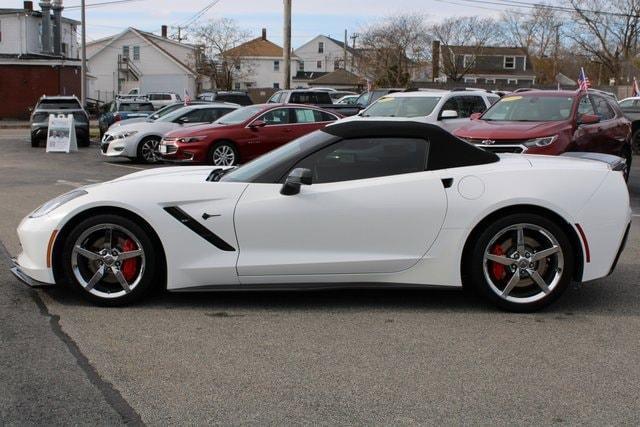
left=578, top=67, right=591, bottom=91
left=633, top=77, right=639, bottom=97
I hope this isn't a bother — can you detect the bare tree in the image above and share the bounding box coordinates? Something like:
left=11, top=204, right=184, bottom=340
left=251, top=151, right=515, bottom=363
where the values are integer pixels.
left=431, top=16, right=499, bottom=81
left=357, top=14, right=432, bottom=87
left=191, top=18, right=252, bottom=90
left=565, top=0, right=640, bottom=82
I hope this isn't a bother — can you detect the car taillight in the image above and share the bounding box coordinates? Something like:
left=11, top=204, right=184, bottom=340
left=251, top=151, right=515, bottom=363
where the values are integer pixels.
left=114, top=114, right=121, bottom=122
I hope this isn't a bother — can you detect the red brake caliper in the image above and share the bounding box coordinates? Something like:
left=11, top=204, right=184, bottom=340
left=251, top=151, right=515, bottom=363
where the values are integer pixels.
left=121, top=239, right=138, bottom=282
left=490, top=244, right=507, bottom=281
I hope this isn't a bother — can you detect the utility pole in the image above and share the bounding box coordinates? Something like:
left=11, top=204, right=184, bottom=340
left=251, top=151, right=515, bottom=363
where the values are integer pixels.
left=283, top=0, right=292, bottom=89
left=350, top=33, right=359, bottom=69
left=343, top=29, right=348, bottom=70
left=81, top=0, right=87, bottom=106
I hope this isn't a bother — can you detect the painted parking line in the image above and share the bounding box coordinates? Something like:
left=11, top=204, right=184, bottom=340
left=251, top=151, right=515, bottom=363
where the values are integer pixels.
left=104, top=162, right=145, bottom=171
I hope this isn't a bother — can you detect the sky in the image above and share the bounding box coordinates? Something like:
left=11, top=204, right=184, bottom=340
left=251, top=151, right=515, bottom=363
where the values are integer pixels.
left=9, top=0, right=501, bottom=47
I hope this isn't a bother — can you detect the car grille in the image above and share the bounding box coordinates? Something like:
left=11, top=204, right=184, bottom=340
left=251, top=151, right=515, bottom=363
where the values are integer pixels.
left=101, top=144, right=108, bottom=153
left=461, top=138, right=527, bottom=154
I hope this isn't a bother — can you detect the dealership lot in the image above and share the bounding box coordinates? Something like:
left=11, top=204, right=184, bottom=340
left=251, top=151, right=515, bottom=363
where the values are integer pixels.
left=2, top=131, right=640, bottom=424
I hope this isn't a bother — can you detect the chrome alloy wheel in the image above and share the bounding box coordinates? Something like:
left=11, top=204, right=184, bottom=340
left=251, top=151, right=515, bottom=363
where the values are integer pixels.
left=482, top=223, right=564, bottom=304
left=212, top=145, right=236, bottom=166
left=71, top=224, right=145, bottom=299
left=141, top=139, right=159, bottom=162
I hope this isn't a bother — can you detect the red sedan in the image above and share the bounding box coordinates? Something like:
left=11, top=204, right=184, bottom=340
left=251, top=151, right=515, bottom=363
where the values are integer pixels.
left=159, top=104, right=341, bottom=165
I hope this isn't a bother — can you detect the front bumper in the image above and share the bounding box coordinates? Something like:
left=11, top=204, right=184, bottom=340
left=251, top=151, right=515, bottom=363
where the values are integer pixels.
left=159, top=139, right=204, bottom=163
left=10, top=261, right=54, bottom=288
left=100, top=133, right=136, bottom=158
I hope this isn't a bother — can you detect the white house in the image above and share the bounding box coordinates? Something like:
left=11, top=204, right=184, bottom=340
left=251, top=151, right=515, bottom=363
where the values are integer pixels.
left=86, top=26, right=204, bottom=101
left=293, top=35, right=357, bottom=75
left=223, top=29, right=297, bottom=90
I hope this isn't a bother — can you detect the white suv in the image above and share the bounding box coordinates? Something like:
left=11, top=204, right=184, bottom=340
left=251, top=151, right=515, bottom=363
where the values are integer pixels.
left=147, top=92, right=182, bottom=110
left=341, top=89, right=500, bottom=133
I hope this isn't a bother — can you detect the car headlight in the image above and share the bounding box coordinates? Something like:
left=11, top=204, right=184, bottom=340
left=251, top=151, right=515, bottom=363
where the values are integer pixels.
left=177, top=136, right=206, bottom=143
left=29, top=189, right=88, bottom=218
left=115, top=130, right=138, bottom=139
left=523, top=135, right=557, bottom=147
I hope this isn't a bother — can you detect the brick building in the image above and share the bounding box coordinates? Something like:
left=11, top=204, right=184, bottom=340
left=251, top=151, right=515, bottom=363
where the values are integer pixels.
left=0, top=1, right=81, bottom=120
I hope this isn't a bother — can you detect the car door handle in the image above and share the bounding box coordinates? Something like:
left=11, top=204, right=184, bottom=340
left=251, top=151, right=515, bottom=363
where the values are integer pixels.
left=202, top=213, right=221, bottom=220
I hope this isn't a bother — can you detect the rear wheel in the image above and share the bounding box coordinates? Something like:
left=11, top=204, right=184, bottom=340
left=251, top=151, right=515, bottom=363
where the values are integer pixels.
left=466, top=213, right=574, bottom=312
left=209, top=141, right=239, bottom=166
left=31, top=137, right=40, bottom=148
left=61, top=214, right=159, bottom=306
left=622, top=146, right=632, bottom=182
left=137, top=136, right=161, bottom=163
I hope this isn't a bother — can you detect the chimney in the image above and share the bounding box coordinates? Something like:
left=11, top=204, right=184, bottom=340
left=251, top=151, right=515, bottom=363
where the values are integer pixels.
left=432, top=40, right=440, bottom=82
left=24, top=1, right=33, bottom=11
left=261, top=28, right=267, bottom=40
left=52, top=0, right=63, bottom=56
left=161, top=25, right=168, bottom=38
left=40, top=0, right=52, bottom=54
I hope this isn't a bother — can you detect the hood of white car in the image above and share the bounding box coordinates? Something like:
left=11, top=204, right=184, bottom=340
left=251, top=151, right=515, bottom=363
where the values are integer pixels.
left=109, top=166, right=219, bottom=185
left=112, top=121, right=179, bottom=135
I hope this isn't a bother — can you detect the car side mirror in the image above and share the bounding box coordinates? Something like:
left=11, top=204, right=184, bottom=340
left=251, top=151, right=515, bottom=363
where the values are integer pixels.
left=440, top=109, right=459, bottom=119
left=356, top=103, right=364, bottom=110
left=249, top=119, right=267, bottom=129
left=578, top=113, right=600, bottom=125
left=470, top=112, right=483, bottom=120
left=281, top=168, right=313, bottom=196
left=178, top=117, right=190, bottom=124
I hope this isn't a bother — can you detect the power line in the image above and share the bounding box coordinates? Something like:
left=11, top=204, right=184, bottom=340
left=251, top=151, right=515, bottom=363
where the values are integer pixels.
left=65, top=0, right=147, bottom=10
left=176, top=0, right=221, bottom=27
left=461, top=0, right=640, bottom=19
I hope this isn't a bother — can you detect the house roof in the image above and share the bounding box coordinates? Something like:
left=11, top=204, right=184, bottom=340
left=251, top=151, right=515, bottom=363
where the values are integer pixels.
left=309, top=69, right=363, bottom=86
left=223, top=36, right=296, bottom=58
left=446, top=45, right=528, bottom=56
left=86, top=27, right=197, bottom=76
left=325, top=36, right=358, bottom=56
left=0, top=8, right=80, bottom=25
left=292, top=71, right=328, bottom=81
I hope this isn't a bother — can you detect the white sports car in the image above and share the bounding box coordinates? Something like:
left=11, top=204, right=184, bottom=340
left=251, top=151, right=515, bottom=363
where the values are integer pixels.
left=100, top=103, right=238, bottom=163
left=12, top=122, right=631, bottom=311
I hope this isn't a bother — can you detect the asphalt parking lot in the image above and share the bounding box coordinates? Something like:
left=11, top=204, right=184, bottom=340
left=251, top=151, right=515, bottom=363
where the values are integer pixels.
left=2, top=129, right=640, bottom=425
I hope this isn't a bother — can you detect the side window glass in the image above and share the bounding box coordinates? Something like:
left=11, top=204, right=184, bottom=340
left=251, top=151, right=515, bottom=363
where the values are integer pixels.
left=259, top=108, right=290, bottom=125
left=294, top=108, right=316, bottom=123
left=578, top=96, right=595, bottom=116
left=487, top=96, right=500, bottom=105
left=180, top=110, right=204, bottom=122
left=457, top=96, right=486, bottom=118
left=593, top=96, right=615, bottom=120
left=313, top=110, right=337, bottom=122
left=440, top=98, right=459, bottom=116
left=268, top=92, right=282, bottom=103
left=293, top=138, right=429, bottom=184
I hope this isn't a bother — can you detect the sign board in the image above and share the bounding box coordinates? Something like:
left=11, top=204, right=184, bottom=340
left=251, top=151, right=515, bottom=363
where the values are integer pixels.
left=46, top=114, right=78, bottom=153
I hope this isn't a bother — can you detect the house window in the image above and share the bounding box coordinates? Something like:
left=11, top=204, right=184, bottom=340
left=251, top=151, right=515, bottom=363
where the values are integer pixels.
left=299, top=60, right=304, bottom=71
left=464, top=77, right=477, bottom=83
left=122, top=45, right=129, bottom=58
left=507, top=78, right=518, bottom=85
left=62, top=43, right=68, bottom=55
left=485, top=78, right=495, bottom=84
left=133, top=45, right=140, bottom=60
left=318, top=42, right=324, bottom=53
left=316, top=60, right=322, bottom=69
left=463, top=55, right=474, bottom=68
left=235, top=83, right=241, bottom=90
left=273, top=82, right=280, bottom=89
left=274, top=60, right=280, bottom=71
left=504, top=56, right=515, bottom=69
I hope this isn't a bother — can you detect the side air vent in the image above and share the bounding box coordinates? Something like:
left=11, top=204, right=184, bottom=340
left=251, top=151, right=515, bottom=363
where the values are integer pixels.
left=164, top=206, right=236, bottom=251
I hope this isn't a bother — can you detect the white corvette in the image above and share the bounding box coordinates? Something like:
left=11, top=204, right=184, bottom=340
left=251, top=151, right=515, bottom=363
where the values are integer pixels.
left=12, top=121, right=631, bottom=311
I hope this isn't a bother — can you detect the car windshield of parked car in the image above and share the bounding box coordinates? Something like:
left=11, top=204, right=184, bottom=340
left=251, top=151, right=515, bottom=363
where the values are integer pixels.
left=119, top=102, right=155, bottom=112
left=221, top=131, right=331, bottom=183
left=38, top=99, right=81, bottom=109
left=362, top=96, right=441, bottom=118
left=149, top=103, right=183, bottom=120
left=215, top=105, right=264, bottom=125
left=482, top=95, right=574, bottom=121
left=156, top=107, right=192, bottom=122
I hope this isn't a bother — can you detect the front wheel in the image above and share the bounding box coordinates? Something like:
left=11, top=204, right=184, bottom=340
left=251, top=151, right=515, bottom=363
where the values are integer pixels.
left=622, top=146, right=632, bottom=182
left=466, top=213, right=574, bottom=312
left=137, top=137, right=161, bottom=163
left=209, top=141, right=239, bottom=166
left=60, top=214, right=160, bottom=306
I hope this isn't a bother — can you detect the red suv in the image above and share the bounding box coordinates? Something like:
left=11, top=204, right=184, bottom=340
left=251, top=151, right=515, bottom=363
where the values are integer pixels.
left=454, top=90, right=632, bottom=179
left=159, top=104, right=341, bottom=165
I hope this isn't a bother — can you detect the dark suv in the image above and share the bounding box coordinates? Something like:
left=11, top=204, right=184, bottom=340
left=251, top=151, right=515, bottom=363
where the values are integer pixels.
left=196, top=91, right=253, bottom=105
left=30, top=96, right=90, bottom=147
left=98, top=99, right=155, bottom=138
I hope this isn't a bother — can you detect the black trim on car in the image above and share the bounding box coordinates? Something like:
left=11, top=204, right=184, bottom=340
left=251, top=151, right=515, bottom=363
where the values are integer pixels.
left=609, top=222, right=630, bottom=275
left=163, top=206, right=236, bottom=251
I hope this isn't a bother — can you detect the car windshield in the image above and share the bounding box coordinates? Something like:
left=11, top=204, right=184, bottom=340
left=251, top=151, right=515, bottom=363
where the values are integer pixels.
left=482, top=95, right=574, bottom=121
left=363, top=96, right=441, bottom=118
left=157, top=106, right=192, bottom=122
left=38, top=99, right=81, bottom=109
left=119, top=103, right=155, bottom=112
left=215, top=105, right=264, bottom=125
left=149, top=103, right=184, bottom=120
left=221, top=131, right=331, bottom=183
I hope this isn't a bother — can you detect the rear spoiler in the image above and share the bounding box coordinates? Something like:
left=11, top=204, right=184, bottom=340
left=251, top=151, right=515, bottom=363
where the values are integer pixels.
left=561, top=152, right=626, bottom=172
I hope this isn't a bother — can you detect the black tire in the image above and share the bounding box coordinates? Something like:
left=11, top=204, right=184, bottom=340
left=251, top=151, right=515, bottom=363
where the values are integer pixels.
left=60, top=214, right=160, bottom=306
left=31, top=137, right=40, bottom=148
left=465, top=213, right=574, bottom=312
left=136, top=136, right=161, bottom=163
left=79, top=137, right=91, bottom=147
left=622, top=145, right=632, bottom=182
left=208, top=141, right=239, bottom=166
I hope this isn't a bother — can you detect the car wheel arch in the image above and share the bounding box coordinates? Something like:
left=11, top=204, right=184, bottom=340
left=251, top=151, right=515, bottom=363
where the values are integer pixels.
left=460, top=204, right=585, bottom=286
left=51, top=206, right=167, bottom=289
left=209, top=139, right=240, bottom=163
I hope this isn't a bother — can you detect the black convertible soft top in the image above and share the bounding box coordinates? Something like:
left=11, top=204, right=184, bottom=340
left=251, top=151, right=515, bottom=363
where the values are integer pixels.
left=323, top=120, right=499, bottom=170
